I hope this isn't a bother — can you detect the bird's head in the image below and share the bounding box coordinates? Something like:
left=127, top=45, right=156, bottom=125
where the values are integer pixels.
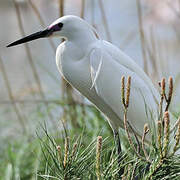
left=7, top=15, right=96, bottom=47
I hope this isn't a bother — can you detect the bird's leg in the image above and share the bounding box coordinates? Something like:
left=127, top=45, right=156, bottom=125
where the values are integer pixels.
left=114, top=130, right=124, bottom=176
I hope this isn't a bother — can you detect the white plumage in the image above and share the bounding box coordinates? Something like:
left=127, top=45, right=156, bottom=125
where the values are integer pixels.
left=55, top=15, right=160, bottom=138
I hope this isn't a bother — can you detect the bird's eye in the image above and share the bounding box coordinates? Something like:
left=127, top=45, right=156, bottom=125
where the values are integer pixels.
left=58, top=22, right=63, bottom=28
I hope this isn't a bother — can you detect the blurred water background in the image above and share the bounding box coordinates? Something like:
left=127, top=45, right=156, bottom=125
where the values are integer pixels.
left=0, top=0, right=180, bottom=140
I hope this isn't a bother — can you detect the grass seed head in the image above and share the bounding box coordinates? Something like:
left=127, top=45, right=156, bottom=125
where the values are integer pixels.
left=96, top=136, right=103, bottom=180
left=121, top=76, right=125, bottom=107
left=161, top=78, right=166, bottom=96
left=163, top=111, right=170, bottom=157
left=168, top=76, right=173, bottom=101
left=64, top=137, right=69, bottom=168
left=157, top=120, right=163, bottom=158
left=125, top=76, right=131, bottom=108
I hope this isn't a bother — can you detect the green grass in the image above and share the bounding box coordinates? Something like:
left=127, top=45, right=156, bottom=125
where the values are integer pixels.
left=0, top=101, right=180, bottom=180
left=0, top=104, right=113, bottom=180
left=1, top=76, right=180, bottom=180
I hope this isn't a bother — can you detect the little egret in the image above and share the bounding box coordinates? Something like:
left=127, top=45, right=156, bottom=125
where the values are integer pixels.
left=7, top=15, right=167, bottom=157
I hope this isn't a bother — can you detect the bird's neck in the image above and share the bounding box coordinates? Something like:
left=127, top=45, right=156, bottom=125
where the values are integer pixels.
left=66, top=29, right=97, bottom=53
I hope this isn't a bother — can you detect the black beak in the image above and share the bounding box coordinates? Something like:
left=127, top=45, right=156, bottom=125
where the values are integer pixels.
left=7, top=28, right=52, bottom=48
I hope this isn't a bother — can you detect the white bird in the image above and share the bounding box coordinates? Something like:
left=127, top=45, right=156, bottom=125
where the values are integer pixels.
left=7, top=15, right=176, bottom=157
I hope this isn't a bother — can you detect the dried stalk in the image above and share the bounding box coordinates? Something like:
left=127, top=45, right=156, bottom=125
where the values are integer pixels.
left=98, top=0, right=112, bottom=42
left=80, top=0, right=85, bottom=19
left=59, top=0, right=64, bottom=17
left=57, top=0, right=78, bottom=126
left=136, top=0, right=148, bottom=75
left=0, top=56, right=26, bottom=133
left=91, top=0, right=95, bottom=26
left=13, top=0, right=54, bottom=123
left=79, top=0, right=87, bottom=118
left=148, top=27, right=159, bottom=80
left=28, top=0, right=56, bottom=53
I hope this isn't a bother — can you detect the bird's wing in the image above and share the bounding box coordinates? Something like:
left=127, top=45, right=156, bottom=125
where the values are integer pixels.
left=89, top=45, right=158, bottom=136
left=101, top=40, right=160, bottom=102
left=90, top=48, right=103, bottom=91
